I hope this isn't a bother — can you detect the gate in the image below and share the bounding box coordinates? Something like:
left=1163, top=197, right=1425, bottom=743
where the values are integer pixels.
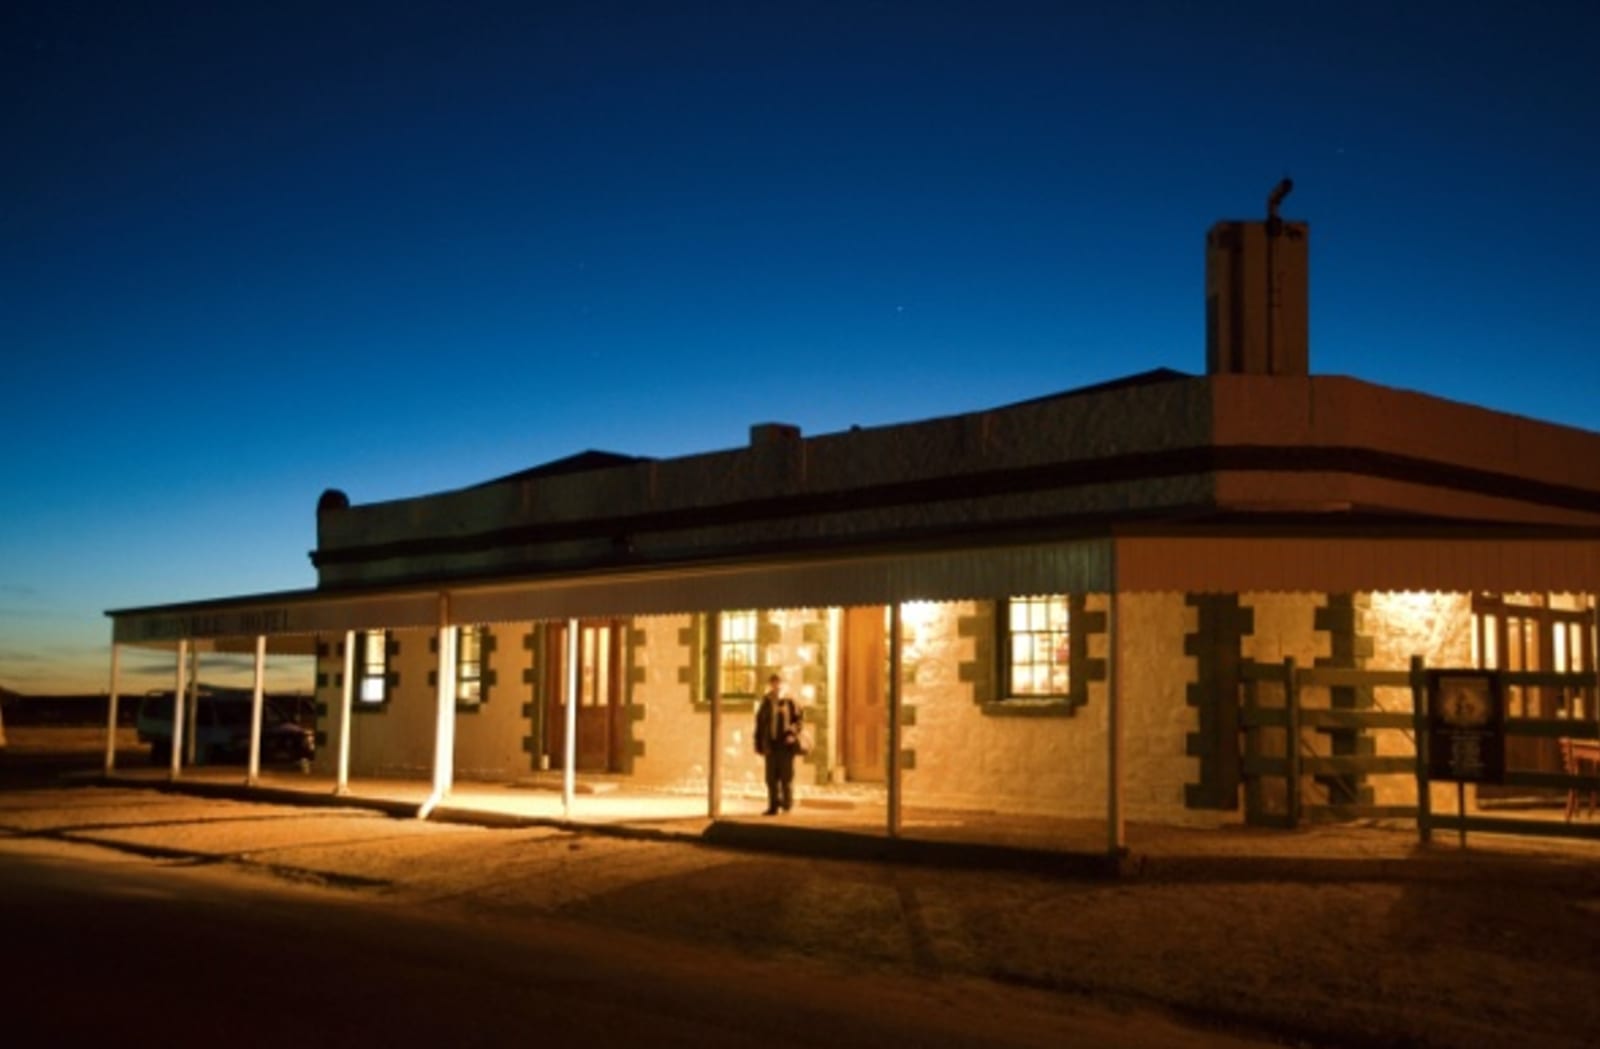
left=1240, top=659, right=1419, bottom=828
left=1240, top=658, right=1600, bottom=840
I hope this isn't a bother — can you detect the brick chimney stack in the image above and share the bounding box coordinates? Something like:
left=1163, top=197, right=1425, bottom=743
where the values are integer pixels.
left=1206, top=179, right=1309, bottom=376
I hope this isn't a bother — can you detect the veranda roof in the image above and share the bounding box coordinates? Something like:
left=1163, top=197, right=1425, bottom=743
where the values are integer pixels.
left=109, top=528, right=1600, bottom=649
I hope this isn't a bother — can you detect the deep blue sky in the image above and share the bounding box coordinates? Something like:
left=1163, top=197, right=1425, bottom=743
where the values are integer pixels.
left=4, top=1, right=1597, bottom=693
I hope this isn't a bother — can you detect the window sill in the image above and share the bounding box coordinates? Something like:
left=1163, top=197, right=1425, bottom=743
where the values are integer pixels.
left=693, top=697, right=758, bottom=713
left=980, top=698, right=1081, bottom=718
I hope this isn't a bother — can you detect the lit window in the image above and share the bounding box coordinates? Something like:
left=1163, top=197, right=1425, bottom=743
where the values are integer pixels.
left=712, top=610, right=759, bottom=700
left=1003, top=595, right=1070, bottom=698
left=357, top=631, right=388, bottom=704
left=456, top=625, right=485, bottom=706
left=580, top=624, right=611, bottom=706
left=1472, top=594, right=1592, bottom=718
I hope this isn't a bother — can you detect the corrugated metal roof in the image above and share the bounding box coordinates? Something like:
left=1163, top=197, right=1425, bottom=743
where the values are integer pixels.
left=109, top=540, right=1115, bottom=642
left=1117, top=535, right=1600, bottom=593
left=109, top=532, right=1598, bottom=646
left=450, top=540, right=1115, bottom=623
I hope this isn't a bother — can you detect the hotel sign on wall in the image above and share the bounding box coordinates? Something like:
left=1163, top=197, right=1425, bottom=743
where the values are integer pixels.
left=112, top=592, right=445, bottom=645
left=1426, top=671, right=1506, bottom=784
left=128, top=607, right=296, bottom=642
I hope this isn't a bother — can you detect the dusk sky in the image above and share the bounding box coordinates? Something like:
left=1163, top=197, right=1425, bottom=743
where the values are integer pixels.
left=4, top=1, right=1598, bottom=694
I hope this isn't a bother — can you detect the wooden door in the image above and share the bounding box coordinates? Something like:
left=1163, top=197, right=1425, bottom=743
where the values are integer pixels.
left=841, top=606, right=887, bottom=782
left=544, top=620, right=625, bottom=772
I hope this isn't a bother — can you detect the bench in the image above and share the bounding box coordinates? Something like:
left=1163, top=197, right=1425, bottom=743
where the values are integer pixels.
left=1561, top=738, right=1600, bottom=821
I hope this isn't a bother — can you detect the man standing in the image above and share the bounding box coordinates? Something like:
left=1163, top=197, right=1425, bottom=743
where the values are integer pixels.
left=754, top=673, right=802, bottom=815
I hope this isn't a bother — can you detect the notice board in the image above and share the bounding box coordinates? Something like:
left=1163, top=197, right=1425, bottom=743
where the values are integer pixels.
left=1426, top=670, right=1505, bottom=784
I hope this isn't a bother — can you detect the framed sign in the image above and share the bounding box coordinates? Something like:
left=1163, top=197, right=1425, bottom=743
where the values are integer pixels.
left=1426, top=671, right=1505, bottom=784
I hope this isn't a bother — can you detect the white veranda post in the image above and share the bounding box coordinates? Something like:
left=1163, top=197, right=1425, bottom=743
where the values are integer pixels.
left=423, top=615, right=458, bottom=818
left=184, top=644, right=200, bottom=766
left=336, top=630, right=355, bottom=796
left=102, top=643, right=122, bottom=773
left=169, top=639, right=188, bottom=782
left=708, top=613, right=723, bottom=820
left=247, top=634, right=266, bottom=786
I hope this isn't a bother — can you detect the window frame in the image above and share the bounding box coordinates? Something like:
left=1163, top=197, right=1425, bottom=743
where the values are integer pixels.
left=1472, top=593, right=1593, bottom=717
left=720, top=610, right=761, bottom=700
left=982, top=593, right=1098, bottom=717
left=355, top=630, right=390, bottom=706
left=455, top=624, right=487, bottom=708
left=700, top=610, right=762, bottom=708
left=1000, top=594, right=1072, bottom=701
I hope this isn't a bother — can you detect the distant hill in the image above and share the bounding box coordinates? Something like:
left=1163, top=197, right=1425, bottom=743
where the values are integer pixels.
left=1, top=687, right=313, bottom=727
left=0, top=691, right=129, bottom=727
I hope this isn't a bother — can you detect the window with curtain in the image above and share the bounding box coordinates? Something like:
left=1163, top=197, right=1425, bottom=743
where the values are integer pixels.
left=711, top=610, right=759, bottom=700
left=356, top=630, right=388, bottom=704
left=456, top=625, right=485, bottom=706
left=1001, top=595, right=1070, bottom=699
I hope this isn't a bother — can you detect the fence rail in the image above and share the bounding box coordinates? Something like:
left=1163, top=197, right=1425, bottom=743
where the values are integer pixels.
left=1238, top=658, right=1600, bottom=843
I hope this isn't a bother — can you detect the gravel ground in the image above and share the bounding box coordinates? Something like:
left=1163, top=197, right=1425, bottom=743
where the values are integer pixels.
left=5, top=728, right=1600, bottom=1048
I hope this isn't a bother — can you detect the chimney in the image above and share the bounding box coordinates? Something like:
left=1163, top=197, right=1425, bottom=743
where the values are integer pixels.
left=1206, top=179, right=1309, bottom=376
left=749, top=422, right=805, bottom=487
left=749, top=422, right=801, bottom=446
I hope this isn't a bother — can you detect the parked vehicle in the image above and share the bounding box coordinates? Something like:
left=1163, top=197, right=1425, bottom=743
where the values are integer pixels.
left=137, top=689, right=315, bottom=765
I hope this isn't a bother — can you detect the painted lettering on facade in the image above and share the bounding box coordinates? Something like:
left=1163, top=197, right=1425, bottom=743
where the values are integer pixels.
left=131, top=607, right=293, bottom=641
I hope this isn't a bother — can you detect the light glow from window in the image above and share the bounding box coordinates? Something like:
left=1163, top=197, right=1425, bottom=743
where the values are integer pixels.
left=358, top=631, right=387, bottom=703
left=1006, top=595, right=1069, bottom=698
left=457, top=625, right=483, bottom=704
left=718, top=610, right=758, bottom=698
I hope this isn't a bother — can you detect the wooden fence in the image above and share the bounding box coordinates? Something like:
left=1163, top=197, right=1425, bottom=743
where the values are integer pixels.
left=1238, top=658, right=1600, bottom=843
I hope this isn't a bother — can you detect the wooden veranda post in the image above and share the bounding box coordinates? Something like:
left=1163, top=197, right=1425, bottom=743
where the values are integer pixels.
left=887, top=603, right=903, bottom=838
left=1284, top=657, right=1300, bottom=829
left=708, top=614, right=723, bottom=820
left=1411, top=655, right=1431, bottom=844
left=563, top=618, right=578, bottom=819
left=1592, top=602, right=1600, bottom=736
left=1107, top=586, right=1125, bottom=855
left=184, top=644, right=200, bottom=767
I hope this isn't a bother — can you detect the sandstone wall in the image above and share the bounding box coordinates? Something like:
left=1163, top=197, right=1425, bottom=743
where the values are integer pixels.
left=1117, top=593, right=1222, bottom=826
left=451, top=625, right=535, bottom=781
left=901, top=600, right=1108, bottom=819
left=1366, top=592, right=1473, bottom=809
left=313, top=624, right=534, bottom=782
left=312, top=627, right=438, bottom=779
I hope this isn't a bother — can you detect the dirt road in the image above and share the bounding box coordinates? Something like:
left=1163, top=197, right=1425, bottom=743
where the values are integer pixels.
left=4, top=730, right=1600, bottom=1047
